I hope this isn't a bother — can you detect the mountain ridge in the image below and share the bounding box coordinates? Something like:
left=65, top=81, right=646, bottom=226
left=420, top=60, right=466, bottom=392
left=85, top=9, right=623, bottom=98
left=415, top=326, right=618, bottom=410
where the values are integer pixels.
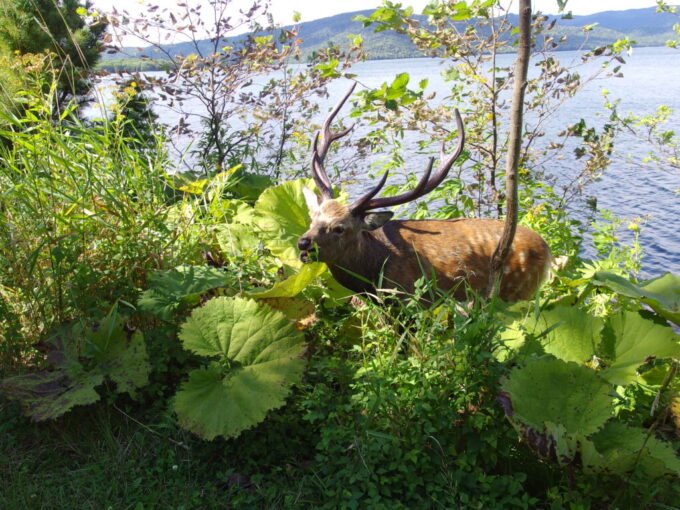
left=100, top=6, right=679, bottom=67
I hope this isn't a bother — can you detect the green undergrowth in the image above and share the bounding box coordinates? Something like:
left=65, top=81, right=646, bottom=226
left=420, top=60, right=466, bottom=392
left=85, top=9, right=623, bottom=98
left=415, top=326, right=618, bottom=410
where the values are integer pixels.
left=1, top=50, right=679, bottom=510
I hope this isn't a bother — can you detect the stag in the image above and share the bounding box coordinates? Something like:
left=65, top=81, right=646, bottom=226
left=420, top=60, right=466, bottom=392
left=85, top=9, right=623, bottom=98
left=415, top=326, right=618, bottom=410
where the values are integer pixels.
left=297, top=84, right=552, bottom=301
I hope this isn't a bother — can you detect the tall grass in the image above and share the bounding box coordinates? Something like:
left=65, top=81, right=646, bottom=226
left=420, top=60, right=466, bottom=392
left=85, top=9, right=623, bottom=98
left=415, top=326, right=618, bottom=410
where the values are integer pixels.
left=0, top=61, right=204, bottom=371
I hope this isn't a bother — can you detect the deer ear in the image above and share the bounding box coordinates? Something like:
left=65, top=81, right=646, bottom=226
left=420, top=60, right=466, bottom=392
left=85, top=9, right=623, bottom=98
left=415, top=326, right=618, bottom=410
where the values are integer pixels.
left=302, top=186, right=320, bottom=214
left=361, top=211, right=393, bottom=231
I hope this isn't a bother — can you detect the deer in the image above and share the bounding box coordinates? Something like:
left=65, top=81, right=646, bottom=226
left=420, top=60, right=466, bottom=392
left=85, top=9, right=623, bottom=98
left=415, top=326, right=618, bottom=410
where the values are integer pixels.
left=297, top=84, right=552, bottom=302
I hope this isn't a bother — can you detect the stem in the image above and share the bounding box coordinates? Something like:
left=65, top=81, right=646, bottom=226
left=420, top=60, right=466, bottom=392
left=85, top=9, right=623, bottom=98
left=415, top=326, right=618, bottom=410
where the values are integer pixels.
left=486, top=0, right=531, bottom=299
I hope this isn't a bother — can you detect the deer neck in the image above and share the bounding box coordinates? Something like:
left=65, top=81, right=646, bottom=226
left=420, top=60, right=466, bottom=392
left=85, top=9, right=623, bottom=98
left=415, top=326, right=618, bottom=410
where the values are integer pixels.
left=326, top=231, right=390, bottom=294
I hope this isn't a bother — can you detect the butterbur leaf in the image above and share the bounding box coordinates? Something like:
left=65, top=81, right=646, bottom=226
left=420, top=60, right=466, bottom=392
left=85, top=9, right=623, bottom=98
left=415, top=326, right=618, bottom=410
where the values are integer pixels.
left=217, top=222, right=260, bottom=256
left=227, top=171, right=273, bottom=202
left=174, top=297, right=306, bottom=440
left=502, top=305, right=602, bottom=363
left=0, top=315, right=150, bottom=421
left=639, top=273, right=680, bottom=326
left=0, top=369, right=104, bottom=422
left=138, top=265, right=229, bottom=320
left=590, top=421, right=680, bottom=477
left=535, top=306, right=602, bottom=362
left=253, top=179, right=316, bottom=268
left=502, top=359, right=613, bottom=436
left=247, top=262, right=326, bottom=299
left=600, top=310, right=679, bottom=385
left=592, top=271, right=680, bottom=325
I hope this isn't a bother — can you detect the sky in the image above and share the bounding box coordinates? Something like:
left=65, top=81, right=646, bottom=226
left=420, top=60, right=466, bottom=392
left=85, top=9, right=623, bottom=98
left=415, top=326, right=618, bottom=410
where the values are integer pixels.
left=92, top=0, right=663, bottom=26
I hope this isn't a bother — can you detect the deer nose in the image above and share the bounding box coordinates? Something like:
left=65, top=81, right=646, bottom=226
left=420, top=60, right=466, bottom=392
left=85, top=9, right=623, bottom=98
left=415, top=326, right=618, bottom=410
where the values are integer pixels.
left=298, top=237, right=311, bottom=250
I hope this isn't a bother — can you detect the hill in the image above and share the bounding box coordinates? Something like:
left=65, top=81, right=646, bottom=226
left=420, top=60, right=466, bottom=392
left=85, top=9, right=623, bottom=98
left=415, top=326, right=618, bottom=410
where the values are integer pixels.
left=99, top=6, right=679, bottom=68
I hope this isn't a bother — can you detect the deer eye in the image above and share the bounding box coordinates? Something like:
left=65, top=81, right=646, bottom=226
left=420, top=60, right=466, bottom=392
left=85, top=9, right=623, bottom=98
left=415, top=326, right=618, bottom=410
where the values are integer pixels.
left=332, top=226, right=345, bottom=235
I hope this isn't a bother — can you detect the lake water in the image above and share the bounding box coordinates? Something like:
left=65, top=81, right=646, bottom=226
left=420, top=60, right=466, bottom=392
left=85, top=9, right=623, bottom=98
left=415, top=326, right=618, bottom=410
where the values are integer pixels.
left=323, top=49, right=680, bottom=279
left=92, top=46, right=679, bottom=278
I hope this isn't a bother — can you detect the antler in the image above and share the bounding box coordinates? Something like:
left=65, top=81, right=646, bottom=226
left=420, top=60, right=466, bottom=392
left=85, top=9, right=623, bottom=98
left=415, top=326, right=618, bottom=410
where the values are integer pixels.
left=350, top=109, right=465, bottom=213
left=310, top=83, right=357, bottom=200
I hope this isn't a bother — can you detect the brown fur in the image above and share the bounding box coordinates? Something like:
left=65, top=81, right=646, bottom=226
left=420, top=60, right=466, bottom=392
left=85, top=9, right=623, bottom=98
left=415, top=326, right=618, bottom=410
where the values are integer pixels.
left=299, top=198, right=551, bottom=301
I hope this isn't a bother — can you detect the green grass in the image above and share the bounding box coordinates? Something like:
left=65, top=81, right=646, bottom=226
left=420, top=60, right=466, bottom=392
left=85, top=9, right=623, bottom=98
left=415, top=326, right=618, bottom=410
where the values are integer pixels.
left=0, top=401, right=230, bottom=509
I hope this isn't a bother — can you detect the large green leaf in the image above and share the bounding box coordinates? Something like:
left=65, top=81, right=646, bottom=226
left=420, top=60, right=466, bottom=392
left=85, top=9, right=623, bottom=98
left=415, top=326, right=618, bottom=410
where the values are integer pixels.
left=600, top=310, right=680, bottom=385
left=227, top=170, right=273, bottom=202
left=253, top=179, right=315, bottom=268
left=247, top=262, right=326, bottom=299
left=502, top=359, right=613, bottom=435
left=0, top=315, right=150, bottom=421
left=639, top=273, right=680, bottom=325
left=590, top=421, right=680, bottom=477
left=174, top=297, right=306, bottom=440
left=138, top=265, right=230, bottom=320
left=498, top=305, right=602, bottom=363
left=592, top=271, right=680, bottom=325
left=216, top=222, right=260, bottom=256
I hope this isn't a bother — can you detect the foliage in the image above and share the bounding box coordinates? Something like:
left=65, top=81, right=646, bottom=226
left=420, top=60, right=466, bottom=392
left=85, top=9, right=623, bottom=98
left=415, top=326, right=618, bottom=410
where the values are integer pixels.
left=0, top=311, right=150, bottom=421
left=590, top=271, right=680, bottom=326
left=353, top=0, right=631, bottom=222
left=251, top=178, right=319, bottom=268
left=174, top=297, right=306, bottom=440
left=0, top=0, right=107, bottom=109
left=1, top=2, right=679, bottom=508
left=657, top=0, right=680, bottom=48
left=0, top=64, right=200, bottom=369
left=137, top=265, right=230, bottom=321
left=502, top=359, right=680, bottom=478
left=107, top=0, right=364, bottom=177
left=605, top=95, right=680, bottom=174
left=107, top=79, right=160, bottom=151
left=295, top=289, right=538, bottom=509
left=499, top=284, right=680, bottom=482
left=502, top=359, right=614, bottom=436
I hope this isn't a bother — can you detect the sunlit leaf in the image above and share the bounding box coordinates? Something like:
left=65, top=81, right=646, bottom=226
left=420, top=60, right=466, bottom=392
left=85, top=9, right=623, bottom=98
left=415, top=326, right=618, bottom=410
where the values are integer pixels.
left=248, top=262, right=326, bottom=299
left=498, top=305, right=602, bottom=363
left=259, top=297, right=316, bottom=330
left=138, top=265, right=229, bottom=320
left=600, top=310, right=680, bottom=385
left=253, top=179, right=316, bottom=268
left=174, top=297, right=306, bottom=439
left=502, top=359, right=613, bottom=435
left=591, top=271, right=680, bottom=325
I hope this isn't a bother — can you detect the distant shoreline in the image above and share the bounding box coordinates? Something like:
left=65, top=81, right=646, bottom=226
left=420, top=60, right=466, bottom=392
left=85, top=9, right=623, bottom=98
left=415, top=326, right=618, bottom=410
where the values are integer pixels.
left=97, top=42, right=674, bottom=73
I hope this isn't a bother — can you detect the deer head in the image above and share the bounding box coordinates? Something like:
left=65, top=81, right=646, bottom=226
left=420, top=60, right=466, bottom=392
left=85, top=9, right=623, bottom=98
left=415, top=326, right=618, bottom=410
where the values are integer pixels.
left=297, top=84, right=551, bottom=301
left=297, top=83, right=465, bottom=267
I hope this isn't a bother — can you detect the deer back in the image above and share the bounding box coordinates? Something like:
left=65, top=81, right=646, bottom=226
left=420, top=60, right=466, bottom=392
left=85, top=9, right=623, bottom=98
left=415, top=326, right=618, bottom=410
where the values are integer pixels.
left=333, top=218, right=552, bottom=301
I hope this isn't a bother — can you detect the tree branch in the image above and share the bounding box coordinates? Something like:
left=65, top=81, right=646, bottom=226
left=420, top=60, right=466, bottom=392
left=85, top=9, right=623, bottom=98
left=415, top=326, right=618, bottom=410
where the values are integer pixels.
left=486, top=0, right=532, bottom=298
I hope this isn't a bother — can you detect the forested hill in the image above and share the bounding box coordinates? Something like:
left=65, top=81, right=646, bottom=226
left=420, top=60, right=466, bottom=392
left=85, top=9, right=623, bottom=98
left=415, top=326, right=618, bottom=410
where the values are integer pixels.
left=101, top=6, right=679, bottom=66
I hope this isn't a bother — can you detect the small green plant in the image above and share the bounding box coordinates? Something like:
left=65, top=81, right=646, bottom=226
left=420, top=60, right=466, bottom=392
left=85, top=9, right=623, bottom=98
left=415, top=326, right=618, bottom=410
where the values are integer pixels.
left=0, top=309, right=150, bottom=421
left=137, top=264, right=231, bottom=321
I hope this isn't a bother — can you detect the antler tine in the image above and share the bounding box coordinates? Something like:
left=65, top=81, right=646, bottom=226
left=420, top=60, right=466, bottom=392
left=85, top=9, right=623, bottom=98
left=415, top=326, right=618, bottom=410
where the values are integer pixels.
left=420, top=108, right=465, bottom=195
left=309, top=83, right=357, bottom=200
left=350, top=158, right=433, bottom=213
left=311, top=149, right=334, bottom=200
left=348, top=168, right=392, bottom=214
left=351, top=109, right=465, bottom=213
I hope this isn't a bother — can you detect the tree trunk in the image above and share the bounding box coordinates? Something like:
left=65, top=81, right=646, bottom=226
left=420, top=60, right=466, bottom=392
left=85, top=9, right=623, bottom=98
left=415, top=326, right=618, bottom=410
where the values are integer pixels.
left=486, top=0, right=532, bottom=298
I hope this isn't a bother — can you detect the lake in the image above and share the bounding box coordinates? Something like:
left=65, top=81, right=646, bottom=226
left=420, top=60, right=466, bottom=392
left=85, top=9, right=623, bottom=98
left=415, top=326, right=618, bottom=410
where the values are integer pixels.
left=92, top=46, right=680, bottom=278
